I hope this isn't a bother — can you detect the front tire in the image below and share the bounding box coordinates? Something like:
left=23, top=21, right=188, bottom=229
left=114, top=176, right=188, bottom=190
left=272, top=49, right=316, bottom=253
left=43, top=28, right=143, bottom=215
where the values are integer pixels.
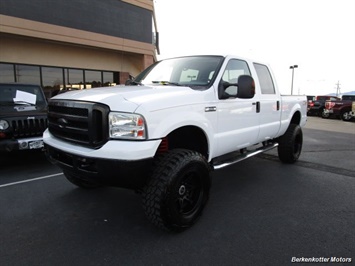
left=142, top=149, right=211, bottom=232
left=278, top=124, right=303, bottom=164
left=341, top=110, right=352, bottom=121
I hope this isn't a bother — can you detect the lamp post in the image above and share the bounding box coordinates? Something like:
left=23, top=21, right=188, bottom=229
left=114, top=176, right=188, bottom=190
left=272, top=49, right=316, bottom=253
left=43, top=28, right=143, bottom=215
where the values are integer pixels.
left=290, top=65, right=298, bottom=95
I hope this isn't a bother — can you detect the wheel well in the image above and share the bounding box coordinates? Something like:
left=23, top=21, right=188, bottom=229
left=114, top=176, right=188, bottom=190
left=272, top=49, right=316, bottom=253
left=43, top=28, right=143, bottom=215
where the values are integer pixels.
left=157, top=126, right=209, bottom=159
left=290, top=111, right=301, bottom=125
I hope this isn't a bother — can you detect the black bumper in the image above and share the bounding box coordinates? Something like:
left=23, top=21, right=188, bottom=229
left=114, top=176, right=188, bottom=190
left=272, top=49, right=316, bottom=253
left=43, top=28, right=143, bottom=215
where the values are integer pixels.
left=0, top=137, right=44, bottom=152
left=45, top=144, right=153, bottom=190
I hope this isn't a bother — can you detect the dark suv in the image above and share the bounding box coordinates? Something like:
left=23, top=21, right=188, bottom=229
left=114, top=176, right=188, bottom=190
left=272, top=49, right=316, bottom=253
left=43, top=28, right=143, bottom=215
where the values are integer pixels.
left=0, top=83, right=48, bottom=152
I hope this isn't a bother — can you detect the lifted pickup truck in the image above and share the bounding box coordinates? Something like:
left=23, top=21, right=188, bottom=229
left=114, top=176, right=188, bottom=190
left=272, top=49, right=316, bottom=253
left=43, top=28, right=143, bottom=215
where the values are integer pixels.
left=324, top=95, right=355, bottom=121
left=0, top=83, right=48, bottom=152
left=44, top=55, right=307, bottom=231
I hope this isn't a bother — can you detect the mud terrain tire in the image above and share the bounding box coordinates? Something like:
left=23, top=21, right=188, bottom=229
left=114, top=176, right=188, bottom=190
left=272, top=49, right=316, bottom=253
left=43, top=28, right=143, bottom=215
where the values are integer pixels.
left=142, top=149, right=211, bottom=232
left=278, top=124, right=303, bottom=164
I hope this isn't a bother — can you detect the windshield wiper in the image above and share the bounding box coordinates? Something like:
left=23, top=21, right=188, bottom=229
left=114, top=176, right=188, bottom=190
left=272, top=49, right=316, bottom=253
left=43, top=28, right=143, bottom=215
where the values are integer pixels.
left=152, top=81, right=182, bottom=86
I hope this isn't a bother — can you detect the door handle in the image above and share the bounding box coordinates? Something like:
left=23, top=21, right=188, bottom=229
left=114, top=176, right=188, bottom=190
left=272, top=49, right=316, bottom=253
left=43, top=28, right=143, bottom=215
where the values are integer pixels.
left=253, top=102, right=260, bottom=113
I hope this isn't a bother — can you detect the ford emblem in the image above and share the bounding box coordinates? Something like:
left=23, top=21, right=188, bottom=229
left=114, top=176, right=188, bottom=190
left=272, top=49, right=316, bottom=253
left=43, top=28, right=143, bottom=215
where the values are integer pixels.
left=58, top=118, right=69, bottom=128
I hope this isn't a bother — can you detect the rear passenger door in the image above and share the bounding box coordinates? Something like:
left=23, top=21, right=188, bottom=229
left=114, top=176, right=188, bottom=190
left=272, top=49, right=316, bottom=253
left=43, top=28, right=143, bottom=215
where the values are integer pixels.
left=253, top=63, right=281, bottom=141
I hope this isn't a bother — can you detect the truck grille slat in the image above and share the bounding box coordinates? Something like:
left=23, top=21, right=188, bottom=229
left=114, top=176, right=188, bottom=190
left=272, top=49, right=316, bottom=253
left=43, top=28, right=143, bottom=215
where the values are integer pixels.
left=12, top=118, right=48, bottom=138
left=48, top=100, right=109, bottom=148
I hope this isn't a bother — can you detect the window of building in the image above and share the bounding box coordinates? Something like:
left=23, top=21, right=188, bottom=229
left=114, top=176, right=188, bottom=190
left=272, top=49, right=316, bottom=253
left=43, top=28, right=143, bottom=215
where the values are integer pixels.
left=15, top=65, right=41, bottom=84
left=42, top=66, right=64, bottom=98
left=85, top=70, right=102, bottom=88
left=0, top=63, right=15, bottom=83
left=103, top=72, right=115, bottom=86
left=0, top=62, right=118, bottom=98
left=253, top=63, right=275, bottom=94
left=64, top=68, right=84, bottom=90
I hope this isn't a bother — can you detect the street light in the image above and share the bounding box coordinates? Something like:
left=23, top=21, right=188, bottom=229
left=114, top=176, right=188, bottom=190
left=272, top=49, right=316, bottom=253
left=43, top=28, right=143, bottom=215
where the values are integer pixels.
left=290, top=65, right=298, bottom=95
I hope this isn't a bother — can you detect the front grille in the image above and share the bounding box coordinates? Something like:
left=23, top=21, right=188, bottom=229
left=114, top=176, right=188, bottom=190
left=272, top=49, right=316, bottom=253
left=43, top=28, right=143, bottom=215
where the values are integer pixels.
left=48, top=100, right=110, bottom=148
left=12, top=117, right=48, bottom=138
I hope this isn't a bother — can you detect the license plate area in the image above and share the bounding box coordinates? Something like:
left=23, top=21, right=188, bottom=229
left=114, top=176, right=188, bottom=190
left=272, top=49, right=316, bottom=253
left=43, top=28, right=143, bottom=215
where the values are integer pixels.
left=19, top=139, right=44, bottom=150
left=29, top=140, right=44, bottom=149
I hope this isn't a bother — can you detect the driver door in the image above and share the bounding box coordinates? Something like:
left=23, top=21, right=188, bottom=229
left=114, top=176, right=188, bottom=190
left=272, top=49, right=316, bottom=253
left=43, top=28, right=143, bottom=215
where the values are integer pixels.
left=215, top=59, right=260, bottom=156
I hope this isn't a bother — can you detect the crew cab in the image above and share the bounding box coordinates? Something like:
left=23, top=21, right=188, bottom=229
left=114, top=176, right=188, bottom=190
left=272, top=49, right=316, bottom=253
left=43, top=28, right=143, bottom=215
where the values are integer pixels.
left=324, top=95, right=355, bottom=121
left=0, top=83, right=48, bottom=152
left=43, top=55, right=307, bottom=231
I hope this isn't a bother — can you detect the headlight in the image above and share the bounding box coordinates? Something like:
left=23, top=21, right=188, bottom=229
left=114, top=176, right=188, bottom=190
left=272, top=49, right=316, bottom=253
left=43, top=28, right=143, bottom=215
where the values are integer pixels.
left=109, top=112, right=146, bottom=140
left=0, top=120, right=9, bottom=130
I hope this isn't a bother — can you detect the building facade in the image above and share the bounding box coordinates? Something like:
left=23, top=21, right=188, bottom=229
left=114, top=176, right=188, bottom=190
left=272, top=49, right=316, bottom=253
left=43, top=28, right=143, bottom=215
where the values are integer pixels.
left=0, top=0, right=159, bottom=98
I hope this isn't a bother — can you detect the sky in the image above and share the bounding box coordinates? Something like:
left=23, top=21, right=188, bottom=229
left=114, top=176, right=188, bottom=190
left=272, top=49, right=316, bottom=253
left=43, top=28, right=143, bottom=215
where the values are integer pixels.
left=153, top=0, right=355, bottom=96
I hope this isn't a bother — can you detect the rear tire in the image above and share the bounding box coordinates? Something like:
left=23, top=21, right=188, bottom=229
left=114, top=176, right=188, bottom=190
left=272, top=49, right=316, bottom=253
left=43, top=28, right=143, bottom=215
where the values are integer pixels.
left=278, top=124, right=303, bottom=164
left=142, top=149, right=211, bottom=232
left=321, top=110, right=329, bottom=119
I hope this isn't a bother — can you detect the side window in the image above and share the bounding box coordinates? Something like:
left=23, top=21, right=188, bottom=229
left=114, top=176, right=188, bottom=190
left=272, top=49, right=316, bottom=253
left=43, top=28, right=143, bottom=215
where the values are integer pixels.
left=222, top=60, right=251, bottom=95
left=253, top=63, right=275, bottom=94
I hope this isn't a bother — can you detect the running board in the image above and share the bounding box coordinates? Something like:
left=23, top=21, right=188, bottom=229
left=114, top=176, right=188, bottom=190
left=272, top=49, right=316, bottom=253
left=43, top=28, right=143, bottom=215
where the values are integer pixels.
left=212, top=143, right=279, bottom=170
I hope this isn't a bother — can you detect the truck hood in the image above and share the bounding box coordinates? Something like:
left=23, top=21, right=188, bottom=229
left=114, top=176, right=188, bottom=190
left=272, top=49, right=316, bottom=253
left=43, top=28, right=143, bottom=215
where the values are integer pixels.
left=51, top=85, right=210, bottom=112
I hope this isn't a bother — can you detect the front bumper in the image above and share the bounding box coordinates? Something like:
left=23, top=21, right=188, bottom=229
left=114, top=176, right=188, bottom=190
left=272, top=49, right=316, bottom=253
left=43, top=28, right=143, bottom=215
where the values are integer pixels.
left=0, top=136, right=44, bottom=152
left=45, top=144, right=153, bottom=189
left=43, top=130, right=161, bottom=189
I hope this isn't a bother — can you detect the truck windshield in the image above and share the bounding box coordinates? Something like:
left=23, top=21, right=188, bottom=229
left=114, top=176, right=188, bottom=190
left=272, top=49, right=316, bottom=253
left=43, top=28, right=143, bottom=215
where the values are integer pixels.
left=134, top=56, right=224, bottom=89
left=0, top=84, right=46, bottom=106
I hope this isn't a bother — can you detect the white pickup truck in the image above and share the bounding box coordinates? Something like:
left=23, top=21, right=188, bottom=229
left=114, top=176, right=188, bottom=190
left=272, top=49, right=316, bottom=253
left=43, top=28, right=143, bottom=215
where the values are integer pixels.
left=44, top=55, right=307, bottom=231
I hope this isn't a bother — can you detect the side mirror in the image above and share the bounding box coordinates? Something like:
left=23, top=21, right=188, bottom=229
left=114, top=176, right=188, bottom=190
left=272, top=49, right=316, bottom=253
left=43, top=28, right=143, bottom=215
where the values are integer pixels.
left=125, top=79, right=142, bottom=86
left=218, top=75, right=255, bottom=100
left=237, top=75, right=255, bottom=99
left=125, top=79, right=134, bottom=85
left=218, top=81, right=237, bottom=99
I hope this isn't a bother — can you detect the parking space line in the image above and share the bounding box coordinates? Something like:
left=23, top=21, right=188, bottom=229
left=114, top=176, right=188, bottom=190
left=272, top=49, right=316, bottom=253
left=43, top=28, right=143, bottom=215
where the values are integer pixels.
left=0, top=173, right=63, bottom=188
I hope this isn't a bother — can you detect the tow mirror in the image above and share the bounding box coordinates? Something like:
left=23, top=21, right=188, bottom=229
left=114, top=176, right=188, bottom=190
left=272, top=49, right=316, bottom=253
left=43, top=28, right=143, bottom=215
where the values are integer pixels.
left=218, top=75, right=255, bottom=99
left=237, top=75, right=255, bottom=99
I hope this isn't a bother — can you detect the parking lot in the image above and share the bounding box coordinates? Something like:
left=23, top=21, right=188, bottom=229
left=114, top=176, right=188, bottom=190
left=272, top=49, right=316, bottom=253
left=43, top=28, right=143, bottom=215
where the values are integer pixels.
left=0, top=117, right=354, bottom=266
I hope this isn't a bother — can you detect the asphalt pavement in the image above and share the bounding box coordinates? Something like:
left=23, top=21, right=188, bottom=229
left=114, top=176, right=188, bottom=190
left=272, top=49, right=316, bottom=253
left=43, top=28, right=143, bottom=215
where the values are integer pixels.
left=0, top=117, right=354, bottom=266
